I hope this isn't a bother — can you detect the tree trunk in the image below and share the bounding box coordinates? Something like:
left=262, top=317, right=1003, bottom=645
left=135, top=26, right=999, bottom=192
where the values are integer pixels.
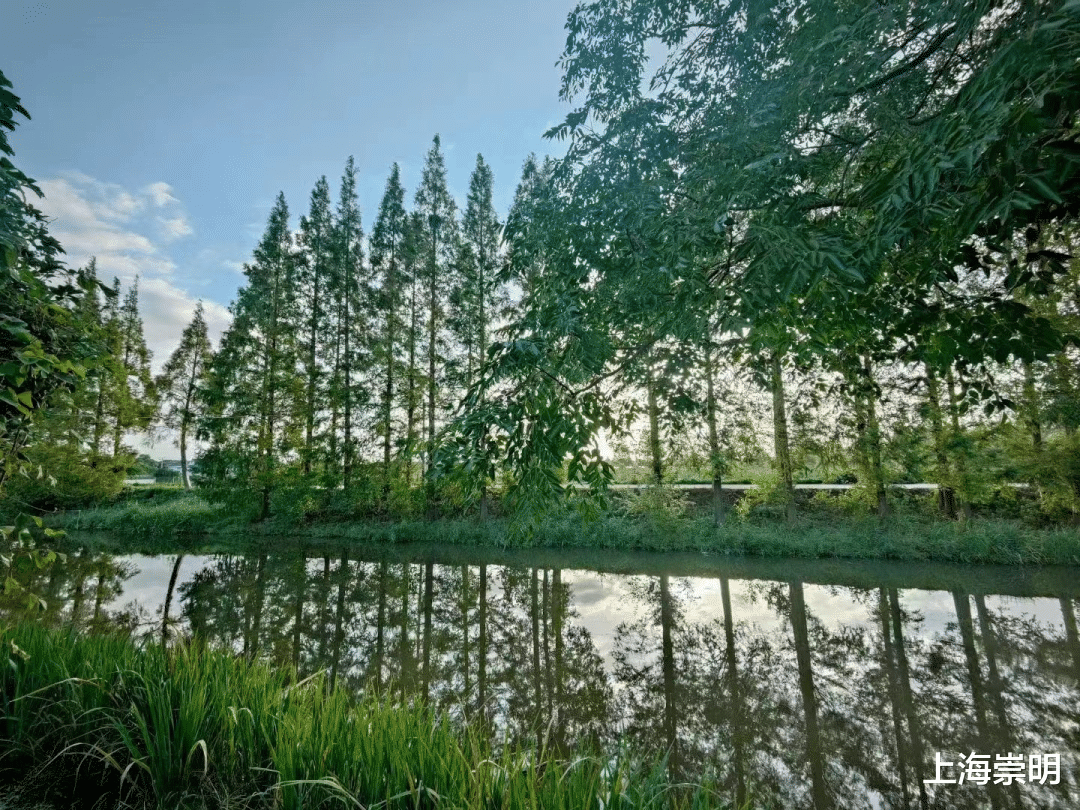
left=1060, top=598, right=1080, bottom=681
left=925, top=365, right=956, bottom=519
left=790, top=581, right=828, bottom=810
left=161, top=554, right=184, bottom=647
left=647, top=371, right=663, bottom=485
left=375, top=560, right=387, bottom=691
left=542, top=569, right=551, bottom=720
left=861, top=355, right=889, bottom=518
left=422, top=561, right=434, bottom=702
left=292, top=552, right=305, bottom=676
left=460, top=565, right=471, bottom=713
left=330, top=549, right=348, bottom=691
left=383, top=258, right=397, bottom=498
left=343, top=256, right=354, bottom=491
left=888, top=589, right=929, bottom=809
left=1022, top=360, right=1043, bottom=452
left=426, top=229, right=438, bottom=514
left=247, top=553, right=267, bottom=661
left=531, top=568, right=541, bottom=727
left=771, top=353, right=796, bottom=521
left=705, top=347, right=725, bottom=526
left=660, top=574, right=679, bottom=779
left=953, top=591, right=1005, bottom=810
left=552, top=569, right=564, bottom=752
left=720, top=578, right=746, bottom=808
left=946, top=368, right=974, bottom=521
left=399, top=563, right=411, bottom=699
left=878, top=589, right=911, bottom=808
left=405, top=282, right=419, bottom=489
left=478, top=564, right=488, bottom=724
left=178, top=424, right=190, bottom=490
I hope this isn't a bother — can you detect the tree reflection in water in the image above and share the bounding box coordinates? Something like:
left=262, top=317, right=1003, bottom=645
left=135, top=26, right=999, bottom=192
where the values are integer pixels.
left=18, top=544, right=1080, bottom=810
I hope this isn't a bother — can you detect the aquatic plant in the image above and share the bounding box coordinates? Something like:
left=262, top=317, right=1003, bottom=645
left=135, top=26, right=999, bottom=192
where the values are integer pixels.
left=0, top=622, right=737, bottom=809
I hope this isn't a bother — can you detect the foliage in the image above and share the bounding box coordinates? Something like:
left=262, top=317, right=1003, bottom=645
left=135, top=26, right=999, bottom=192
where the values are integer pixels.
left=3, top=441, right=128, bottom=510
left=614, top=484, right=690, bottom=522
left=0, top=622, right=729, bottom=809
left=156, top=303, right=213, bottom=489
left=0, top=516, right=65, bottom=613
left=199, top=194, right=304, bottom=520
left=434, top=0, right=1080, bottom=519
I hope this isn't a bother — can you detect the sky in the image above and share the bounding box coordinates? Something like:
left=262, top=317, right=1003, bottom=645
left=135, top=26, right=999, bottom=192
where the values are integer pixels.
left=4, top=0, right=579, bottom=385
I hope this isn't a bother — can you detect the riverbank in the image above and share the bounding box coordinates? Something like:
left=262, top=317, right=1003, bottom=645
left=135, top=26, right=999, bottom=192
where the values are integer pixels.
left=46, top=490, right=1080, bottom=567
left=0, top=623, right=723, bottom=810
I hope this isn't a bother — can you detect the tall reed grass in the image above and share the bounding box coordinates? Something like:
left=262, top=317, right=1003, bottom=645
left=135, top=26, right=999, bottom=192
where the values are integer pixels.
left=61, top=496, right=229, bottom=536
left=0, top=623, right=736, bottom=809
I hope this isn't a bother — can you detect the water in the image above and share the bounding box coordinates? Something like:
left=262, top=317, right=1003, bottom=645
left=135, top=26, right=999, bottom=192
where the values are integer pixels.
left=11, top=536, right=1080, bottom=809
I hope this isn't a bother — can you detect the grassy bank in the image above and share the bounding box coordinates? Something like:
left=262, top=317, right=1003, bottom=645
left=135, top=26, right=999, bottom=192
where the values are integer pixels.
left=0, top=622, right=728, bottom=810
left=49, top=490, right=1080, bottom=567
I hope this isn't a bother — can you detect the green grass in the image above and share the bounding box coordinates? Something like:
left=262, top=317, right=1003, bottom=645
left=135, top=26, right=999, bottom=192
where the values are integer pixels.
left=0, top=622, right=734, bottom=809
left=59, top=496, right=236, bottom=536
left=47, top=488, right=1080, bottom=567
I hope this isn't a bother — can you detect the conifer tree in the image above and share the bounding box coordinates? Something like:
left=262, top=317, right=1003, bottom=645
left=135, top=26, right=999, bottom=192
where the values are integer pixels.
left=202, top=192, right=302, bottom=518
left=503, top=155, right=557, bottom=313
left=156, top=302, right=213, bottom=489
left=109, top=278, right=155, bottom=457
left=370, top=163, right=408, bottom=492
left=455, top=154, right=503, bottom=389
left=328, top=157, right=366, bottom=490
left=414, top=135, right=458, bottom=488
left=402, top=211, right=426, bottom=487
left=66, top=258, right=108, bottom=452
left=91, top=277, right=122, bottom=455
left=297, top=176, right=334, bottom=476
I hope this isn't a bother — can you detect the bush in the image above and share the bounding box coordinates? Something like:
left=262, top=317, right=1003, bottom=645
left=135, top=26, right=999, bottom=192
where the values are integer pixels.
left=3, top=443, right=129, bottom=510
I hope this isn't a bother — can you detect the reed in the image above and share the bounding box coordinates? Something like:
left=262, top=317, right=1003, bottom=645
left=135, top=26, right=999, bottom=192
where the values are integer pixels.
left=0, top=623, right=737, bottom=809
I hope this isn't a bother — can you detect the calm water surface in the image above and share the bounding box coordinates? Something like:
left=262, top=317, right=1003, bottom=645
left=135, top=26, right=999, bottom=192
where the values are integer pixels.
left=16, top=536, right=1080, bottom=810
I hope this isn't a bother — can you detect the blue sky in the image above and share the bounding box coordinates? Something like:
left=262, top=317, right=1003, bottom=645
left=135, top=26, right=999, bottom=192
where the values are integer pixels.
left=4, top=0, right=578, bottom=375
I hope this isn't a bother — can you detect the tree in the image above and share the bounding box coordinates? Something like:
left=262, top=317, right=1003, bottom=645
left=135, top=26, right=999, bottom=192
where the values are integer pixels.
left=452, top=154, right=505, bottom=518
left=327, top=157, right=368, bottom=491
left=454, top=154, right=504, bottom=389
left=109, top=278, right=156, bottom=457
left=200, top=193, right=302, bottom=519
left=296, top=176, right=334, bottom=477
left=449, top=0, right=1080, bottom=510
left=370, top=163, right=409, bottom=493
left=414, top=135, right=458, bottom=501
left=1, top=69, right=99, bottom=485
left=1, top=68, right=102, bottom=606
left=156, top=302, right=213, bottom=489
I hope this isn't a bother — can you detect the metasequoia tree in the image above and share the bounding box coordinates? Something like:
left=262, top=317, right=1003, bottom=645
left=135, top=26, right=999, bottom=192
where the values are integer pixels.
left=327, top=157, right=367, bottom=490
left=156, top=302, right=213, bottom=489
left=201, top=193, right=302, bottom=519
left=109, top=279, right=156, bottom=457
left=296, top=176, right=334, bottom=476
left=414, top=135, right=458, bottom=497
left=370, top=163, right=409, bottom=493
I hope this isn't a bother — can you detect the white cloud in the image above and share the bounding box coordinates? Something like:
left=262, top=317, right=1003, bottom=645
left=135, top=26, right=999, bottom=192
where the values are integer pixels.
left=51, top=227, right=156, bottom=256
left=159, top=215, right=193, bottom=240
left=37, top=172, right=195, bottom=284
left=35, top=171, right=229, bottom=373
left=144, top=181, right=178, bottom=207
left=139, top=276, right=231, bottom=369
